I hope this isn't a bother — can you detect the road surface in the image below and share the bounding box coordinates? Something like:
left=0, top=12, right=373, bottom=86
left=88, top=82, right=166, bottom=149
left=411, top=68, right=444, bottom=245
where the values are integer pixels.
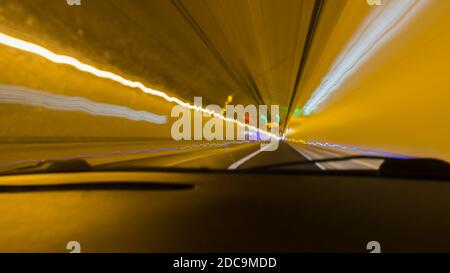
left=0, top=140, right=382, bottom=172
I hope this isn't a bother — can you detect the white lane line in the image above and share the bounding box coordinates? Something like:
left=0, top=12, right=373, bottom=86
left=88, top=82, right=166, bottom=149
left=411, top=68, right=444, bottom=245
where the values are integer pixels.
left=351, top=158, right=381, bottom=169
left=228, top=141, right=278, bottom=170
left=290, top=143, right=382, bottom=170
left=287, top=143, right=326, bottom=171
left=306, top=145, right=381, bottom=169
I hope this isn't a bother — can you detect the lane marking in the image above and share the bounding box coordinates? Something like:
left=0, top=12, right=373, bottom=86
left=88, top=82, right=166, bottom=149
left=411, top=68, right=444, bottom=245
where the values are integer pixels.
left=350, top=159, right=380, bottom=169
left=228, top=141, right=278, bottom=170
left=290, top=143, right=382, bottom=170
left=302, top=144, right=359, bottom=170
left=305, top=144, right=381, bottom=169
left=165, top=142, right=251, bottom=167
left=287, top=143, right=326, bottom=170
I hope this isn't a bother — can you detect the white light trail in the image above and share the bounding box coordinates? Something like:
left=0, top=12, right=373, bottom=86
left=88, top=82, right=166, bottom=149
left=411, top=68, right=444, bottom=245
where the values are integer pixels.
left=0, top=84, right=167, bottom=124
left=0, top=32, right=279, bottom=139
left=303, top=0, right=430, bottom=115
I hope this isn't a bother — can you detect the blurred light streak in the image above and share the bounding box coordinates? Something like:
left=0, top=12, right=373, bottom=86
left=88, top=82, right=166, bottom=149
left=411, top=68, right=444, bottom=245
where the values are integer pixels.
left=0, top=84, right=167, bottom=124
left=307, top=141, right=410, bottom=159
left=0, top=32, right=278, bottom=139
left=285, top=138, right=307, bottom=144
left=293, top=108, right=302, bottom=117
left=303, top=0, right=430, bottom=115
left=0, top=140, right=256, bottom=170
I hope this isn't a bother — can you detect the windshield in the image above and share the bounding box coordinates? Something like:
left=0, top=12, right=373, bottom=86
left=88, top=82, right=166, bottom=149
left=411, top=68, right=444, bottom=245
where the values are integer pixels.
left=0, top=0, right=449, bottom=175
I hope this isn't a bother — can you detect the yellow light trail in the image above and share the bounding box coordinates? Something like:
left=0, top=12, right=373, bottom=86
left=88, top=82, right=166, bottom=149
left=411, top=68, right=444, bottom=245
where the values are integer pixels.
left=0, top=32, right=278, bottom=139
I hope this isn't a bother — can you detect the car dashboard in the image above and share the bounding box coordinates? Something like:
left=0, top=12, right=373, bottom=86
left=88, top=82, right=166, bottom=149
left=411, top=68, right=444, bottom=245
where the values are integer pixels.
left=0, top=171, right=448, bottom=253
